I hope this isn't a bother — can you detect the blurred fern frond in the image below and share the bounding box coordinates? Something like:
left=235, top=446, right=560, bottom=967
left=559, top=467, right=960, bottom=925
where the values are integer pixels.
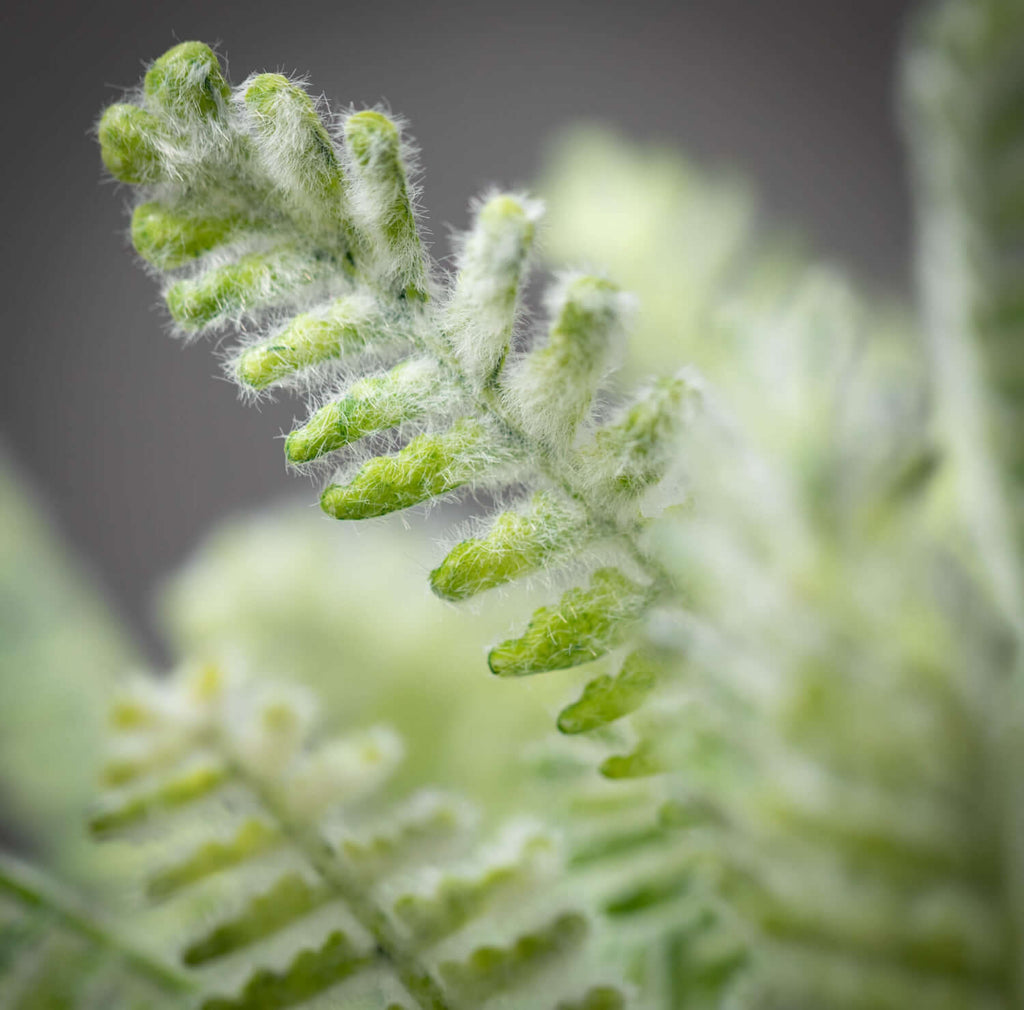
left=89, top=663, right=625, bottom=1010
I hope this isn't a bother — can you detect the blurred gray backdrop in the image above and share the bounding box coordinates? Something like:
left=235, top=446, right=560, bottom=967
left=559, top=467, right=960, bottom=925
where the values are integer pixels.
left=2, top=0, right=915, bottom=647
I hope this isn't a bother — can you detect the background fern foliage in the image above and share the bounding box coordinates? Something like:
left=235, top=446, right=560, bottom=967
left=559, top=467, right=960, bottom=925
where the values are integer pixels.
left=90, top=662, right=624, bottom=1010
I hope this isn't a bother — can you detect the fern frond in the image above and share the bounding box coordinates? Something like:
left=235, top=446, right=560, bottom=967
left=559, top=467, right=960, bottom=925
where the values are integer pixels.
left=97, top=43, right=693, bottom=727
left=536, top=114, right=1024, bottom=1001
left=91, top=663, right=625, bottom=1010
left=904, top=0, right=1024, bottom=634
left=626, top=277, right=1018, bottom=1006
left=0, top=849, right=191, bottom=1008
left=904, top=0, right=1024, bottom=997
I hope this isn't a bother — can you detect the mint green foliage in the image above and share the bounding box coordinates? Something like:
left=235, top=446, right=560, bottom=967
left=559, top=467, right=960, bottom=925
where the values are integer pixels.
left=544, top=227, right=1020, bottom=1006
left=393, top=832, right=553, bottom=945
left=449, top=193, right=539, bottom=384
left=489, top=568, right=652, bottom=677
left=199, top=931, right=371, bottom=1010
left=243, top=74, right=344, bottom=232
left=582, top=377, right=698, bottom=501
left=236, top=294, right=383, bottom=390
left=166, top=249, right=315, bottom=332
left=132, top=203, right=241, bottom=270
left=345, top=110, right=428, bottom=301
left=507, top=275, right=630, bottom=446
left=321, top=418, right=504, bottom=519
left=145, top=42, right=231, bottom=122
left=90, top=664, right=624, bottom=1009
left=98, top=43, right=692, bottom=710
left=181, top=874, right=331, bottom=966
left=430, top=492, right=581, bottom=601
left=146, top=820, right=281, bottom=899
left=89, top=764, right=228, bottom=837
left=903, top=0, right=1024, bottom=996
left=99, top=104, right=166, bottom=184
left=286, top=358, right=440, bottom=462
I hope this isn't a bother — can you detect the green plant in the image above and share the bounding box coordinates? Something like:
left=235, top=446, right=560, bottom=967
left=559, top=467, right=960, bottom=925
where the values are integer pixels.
left=95, top=40, right=693, bottom=719
left=2, top=0, right=1022, bottom=1007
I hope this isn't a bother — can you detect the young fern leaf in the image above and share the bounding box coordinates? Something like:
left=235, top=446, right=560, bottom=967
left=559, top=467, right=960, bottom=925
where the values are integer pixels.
left=0, top=849, right=191, bottom=1008
left=90, top=664, right=625, bottom=1010
left=97, top=43, right=694, bottom=735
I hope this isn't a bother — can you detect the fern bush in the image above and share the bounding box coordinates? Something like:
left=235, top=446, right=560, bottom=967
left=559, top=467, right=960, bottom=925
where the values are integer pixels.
left=1, top=0, right=1022, bottom=1007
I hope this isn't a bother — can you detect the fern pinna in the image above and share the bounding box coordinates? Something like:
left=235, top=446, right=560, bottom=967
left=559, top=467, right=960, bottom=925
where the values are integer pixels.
left=97, top=41, right=692, bottom=737
left=90, top=662, right=624, bottom=1010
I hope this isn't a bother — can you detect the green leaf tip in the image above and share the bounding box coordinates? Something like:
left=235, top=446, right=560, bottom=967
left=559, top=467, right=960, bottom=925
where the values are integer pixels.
left=430, top=492, right=579, bottom=601
left=98, top=103, right=165, bottom=184
left=236, top=296, right=379, bottom=389
left=320, top=418, right=498, bottom=519
left=244, top=73, right=343, bottom=209
left=285, top=358, right=440, bottom=462
left=147, top=819, right=280, bottom=899
left=344, top=109, right=427, bottom=301
left=510, top=273, right=630, bottom=445
left=449, top=191, right=542, bottom=384
left=600, top=740, right=663, bottom=779
left=144, top=42, right=229, bottom=121
left=345, top=110, right=401, bottom=163
left=131, top=202, right=240, bottom=269
left=488, top=567, right=652, bottom=677
left=557, top=649, right=661, bottom=734
left=167, top=249, right=307, bottom=331
left=393, top=833, right=552, bottom=945
left=587, top=374, right=698, bottom=497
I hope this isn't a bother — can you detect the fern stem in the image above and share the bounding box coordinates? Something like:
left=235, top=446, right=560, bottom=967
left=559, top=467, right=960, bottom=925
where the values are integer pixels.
left=0, top=850, right=193, bottom=994
left=428, top=327, right=675, bottom=595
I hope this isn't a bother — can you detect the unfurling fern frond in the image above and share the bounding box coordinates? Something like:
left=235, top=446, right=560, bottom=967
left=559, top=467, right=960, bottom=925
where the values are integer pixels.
left=0, top=849, right=191, bottom=1008
left=97, top=42, right=696, bottom=740
left=89, top=663, right=625, bottom=1010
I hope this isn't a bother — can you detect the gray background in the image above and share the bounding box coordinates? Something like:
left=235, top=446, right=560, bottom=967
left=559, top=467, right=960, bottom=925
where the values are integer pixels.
left=2, top=0, right=916, bottom=649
